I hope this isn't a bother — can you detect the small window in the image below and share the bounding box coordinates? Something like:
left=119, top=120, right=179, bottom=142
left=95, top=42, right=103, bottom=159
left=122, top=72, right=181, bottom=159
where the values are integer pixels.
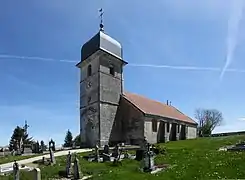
left=152, top=119, right=157, bottom=132
left=87, top=96, right=91, bottom=104
left=109, top=65, right=115, bottom=76
left=87, top=65, right=92, bottom=77
left=177, top=124, right=180, bottom=133
left=166, top=122, right=170, bottom=133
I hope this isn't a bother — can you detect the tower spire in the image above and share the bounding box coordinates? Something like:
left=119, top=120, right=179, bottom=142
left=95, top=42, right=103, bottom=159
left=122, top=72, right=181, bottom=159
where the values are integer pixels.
left=99, top=8, right=104, bottom=32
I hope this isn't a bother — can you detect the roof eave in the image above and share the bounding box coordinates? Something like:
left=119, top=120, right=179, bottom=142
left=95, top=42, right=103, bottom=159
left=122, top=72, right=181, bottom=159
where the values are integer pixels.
left=144, top=113, right=198, bottom=126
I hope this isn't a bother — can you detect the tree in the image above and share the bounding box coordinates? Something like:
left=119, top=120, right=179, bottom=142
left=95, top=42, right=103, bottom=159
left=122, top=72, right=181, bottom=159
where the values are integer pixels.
left=9, top=126, right=33, bottom=151
left=73, top=134, right=81, bottom=147
left=195, top=108, right=223, bottom=137
left=64, top=130, right=73, bottom=147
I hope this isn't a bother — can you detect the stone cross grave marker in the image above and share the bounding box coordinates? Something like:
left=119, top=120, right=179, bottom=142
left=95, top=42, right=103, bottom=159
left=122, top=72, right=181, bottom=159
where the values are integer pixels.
left=49, top=148, right=56, bottom=165
left=33, top=168, right=41, bottom=180
left=73, top=153, right=81, bottom=180
left=13, top=160, right=20, bottom=180
left=102, top=145, right=110, bottom=162
left=66, top=151, right=72, bottom=177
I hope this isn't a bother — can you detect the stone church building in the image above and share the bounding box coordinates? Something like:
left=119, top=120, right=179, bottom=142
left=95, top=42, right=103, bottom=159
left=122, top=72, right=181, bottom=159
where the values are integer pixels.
left=76, top=26, right=198, bottom=148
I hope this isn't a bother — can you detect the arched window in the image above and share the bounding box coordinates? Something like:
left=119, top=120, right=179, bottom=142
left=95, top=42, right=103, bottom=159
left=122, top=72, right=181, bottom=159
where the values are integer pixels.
left=109, top=65, right=115, bottom=76
left=87, top=65, right=92, bottom=77
left=152, top=119, right=157, bottom=132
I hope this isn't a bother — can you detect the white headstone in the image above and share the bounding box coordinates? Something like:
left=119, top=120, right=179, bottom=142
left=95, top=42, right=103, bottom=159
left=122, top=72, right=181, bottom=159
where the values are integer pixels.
left=33, top=168, right=41, bottom=180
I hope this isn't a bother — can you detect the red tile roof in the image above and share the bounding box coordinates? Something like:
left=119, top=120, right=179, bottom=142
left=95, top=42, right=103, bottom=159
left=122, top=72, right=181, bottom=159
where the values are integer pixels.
left=123, top=92, right=197, bottom=125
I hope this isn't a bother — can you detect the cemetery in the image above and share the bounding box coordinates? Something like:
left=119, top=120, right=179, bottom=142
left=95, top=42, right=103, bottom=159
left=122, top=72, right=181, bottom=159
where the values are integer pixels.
left=0, top=135, right=245, bottom=179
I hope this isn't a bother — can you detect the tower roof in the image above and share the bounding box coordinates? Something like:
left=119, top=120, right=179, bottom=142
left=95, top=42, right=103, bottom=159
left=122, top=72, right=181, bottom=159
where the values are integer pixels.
left=81, top=31, right=123, bottom=61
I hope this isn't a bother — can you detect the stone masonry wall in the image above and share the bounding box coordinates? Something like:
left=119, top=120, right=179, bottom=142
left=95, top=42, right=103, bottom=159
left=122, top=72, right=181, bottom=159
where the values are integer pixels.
left=79, top=52, right=100, bottom=147
left=144, top=116, right=197, bottom=144
left=98, top=53, right=124, bottom=147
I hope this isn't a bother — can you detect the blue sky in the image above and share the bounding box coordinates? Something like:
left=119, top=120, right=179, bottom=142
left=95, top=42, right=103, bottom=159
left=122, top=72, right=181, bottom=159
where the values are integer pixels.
left=1, top=0, right=245, bottom=146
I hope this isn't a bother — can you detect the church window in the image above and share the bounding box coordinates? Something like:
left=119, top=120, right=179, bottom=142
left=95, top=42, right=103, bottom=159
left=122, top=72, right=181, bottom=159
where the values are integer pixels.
left=87, top=96, right=91, bottom=104
left=152, top=119, right=157, bottom=132
left=167, top=122, right=170, bottom=133
left=87, top=65, right=92, bottom=77
left=109, top=65, right=115, bottom=76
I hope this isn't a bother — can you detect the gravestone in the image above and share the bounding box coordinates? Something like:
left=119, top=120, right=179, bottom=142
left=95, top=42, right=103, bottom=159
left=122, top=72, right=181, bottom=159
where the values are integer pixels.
left=49, top=139, right=55, bottom=151
left=112, top=145, right=120, bottom=158
left=15, top=140, right=22, bottom=156
left=66, top=151, right=72, bottom=177
left=142, top=143, right=156, bottom=172
left=49, top=148, right=56, bottom=165
left=40, top=140, right=45, bottom=153
left=102, top=145, right=111, bottom=162
left=73, top=153, right=81, bottom=180
left=124, top=150, right=129, bottom=159
left=33, top=168, right=41, bottom=180
left=13, top=160, right=20, bottom=180
left=95, top=144, right=100, bottom=162
left=42, top=156, right=45, bottom=164
left=35, top=141, right=40, bottom=153
left=136, top=139, right=148, bottom=161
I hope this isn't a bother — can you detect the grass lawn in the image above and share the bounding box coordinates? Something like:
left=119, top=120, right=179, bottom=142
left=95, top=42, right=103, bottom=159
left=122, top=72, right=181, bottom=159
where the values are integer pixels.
left=2, top=135, right=245, bottom=180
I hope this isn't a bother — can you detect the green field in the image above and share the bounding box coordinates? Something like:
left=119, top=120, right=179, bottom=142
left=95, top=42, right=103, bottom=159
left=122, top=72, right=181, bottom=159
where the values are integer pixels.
left=1, top=135, right=245, bottom=180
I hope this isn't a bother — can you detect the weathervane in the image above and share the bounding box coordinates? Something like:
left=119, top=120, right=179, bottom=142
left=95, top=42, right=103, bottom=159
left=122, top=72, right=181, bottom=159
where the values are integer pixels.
left=99, top=8, right=104, bottom=31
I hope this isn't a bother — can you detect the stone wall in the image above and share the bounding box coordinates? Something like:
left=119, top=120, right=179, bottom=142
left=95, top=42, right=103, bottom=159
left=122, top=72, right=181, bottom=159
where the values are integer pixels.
left=98, top=53, right=125, bottom=146
left=187, top=125, right=197, bottom=139
left=109, top=97, right=144, bottom=145
left=78, top=50, right=126, bottom=147
left=79, top=52, right=101, bottom=147
left=144, top=116, right=197, bottom=144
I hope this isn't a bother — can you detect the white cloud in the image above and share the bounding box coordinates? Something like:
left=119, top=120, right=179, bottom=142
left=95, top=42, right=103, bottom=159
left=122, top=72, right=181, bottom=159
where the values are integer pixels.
left=238, top=117, right=245, bottom=121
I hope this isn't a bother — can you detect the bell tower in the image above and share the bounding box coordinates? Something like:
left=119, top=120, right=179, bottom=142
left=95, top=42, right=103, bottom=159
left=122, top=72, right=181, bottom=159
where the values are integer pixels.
left=76, top=9, right=128, bottom=147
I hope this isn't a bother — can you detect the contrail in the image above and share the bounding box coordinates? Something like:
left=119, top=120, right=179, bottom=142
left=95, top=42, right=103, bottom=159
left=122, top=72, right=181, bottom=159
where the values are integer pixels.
left=129, top=63, right=220, bottom=71
left=1, top=54, right=245, bottom=73
left=220, top=0, right=245, bottom=80
left=0, top=54, right=77, bottom=63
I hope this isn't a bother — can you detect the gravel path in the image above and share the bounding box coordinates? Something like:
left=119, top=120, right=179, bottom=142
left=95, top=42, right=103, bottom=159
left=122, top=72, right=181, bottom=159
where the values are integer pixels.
left=0, top=148, right=92, bottom=169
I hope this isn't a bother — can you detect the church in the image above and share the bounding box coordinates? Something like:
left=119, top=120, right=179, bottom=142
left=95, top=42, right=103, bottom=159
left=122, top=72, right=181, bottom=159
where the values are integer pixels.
left=76, top=21, right=198, bottom=148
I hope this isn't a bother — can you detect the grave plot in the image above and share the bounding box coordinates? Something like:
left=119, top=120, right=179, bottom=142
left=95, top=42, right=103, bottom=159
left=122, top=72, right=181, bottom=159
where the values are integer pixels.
left=218, top=140, right=245, bottom=151
left=82, top=140, right=170, bottom=174
left=0, top=140, right=172, bottom=179
left=0, top=151, right=93, bottom=180
left=83, top=143, right=138, bottom=163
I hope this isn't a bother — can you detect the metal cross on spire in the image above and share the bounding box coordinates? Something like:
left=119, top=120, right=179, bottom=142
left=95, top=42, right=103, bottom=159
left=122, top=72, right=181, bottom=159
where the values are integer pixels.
left=99, top=8, right=104, bottom=31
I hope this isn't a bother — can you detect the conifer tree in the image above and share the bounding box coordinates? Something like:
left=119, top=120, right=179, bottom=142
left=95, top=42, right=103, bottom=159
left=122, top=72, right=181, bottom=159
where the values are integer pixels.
left=64, top=129, right=73, bottom=147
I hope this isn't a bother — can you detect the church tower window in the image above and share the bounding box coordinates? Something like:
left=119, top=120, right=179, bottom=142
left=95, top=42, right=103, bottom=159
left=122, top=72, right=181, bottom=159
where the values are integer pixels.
left=87, top=65, right=92, bottom=77
left=109, top=65, right=115, bottom=76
